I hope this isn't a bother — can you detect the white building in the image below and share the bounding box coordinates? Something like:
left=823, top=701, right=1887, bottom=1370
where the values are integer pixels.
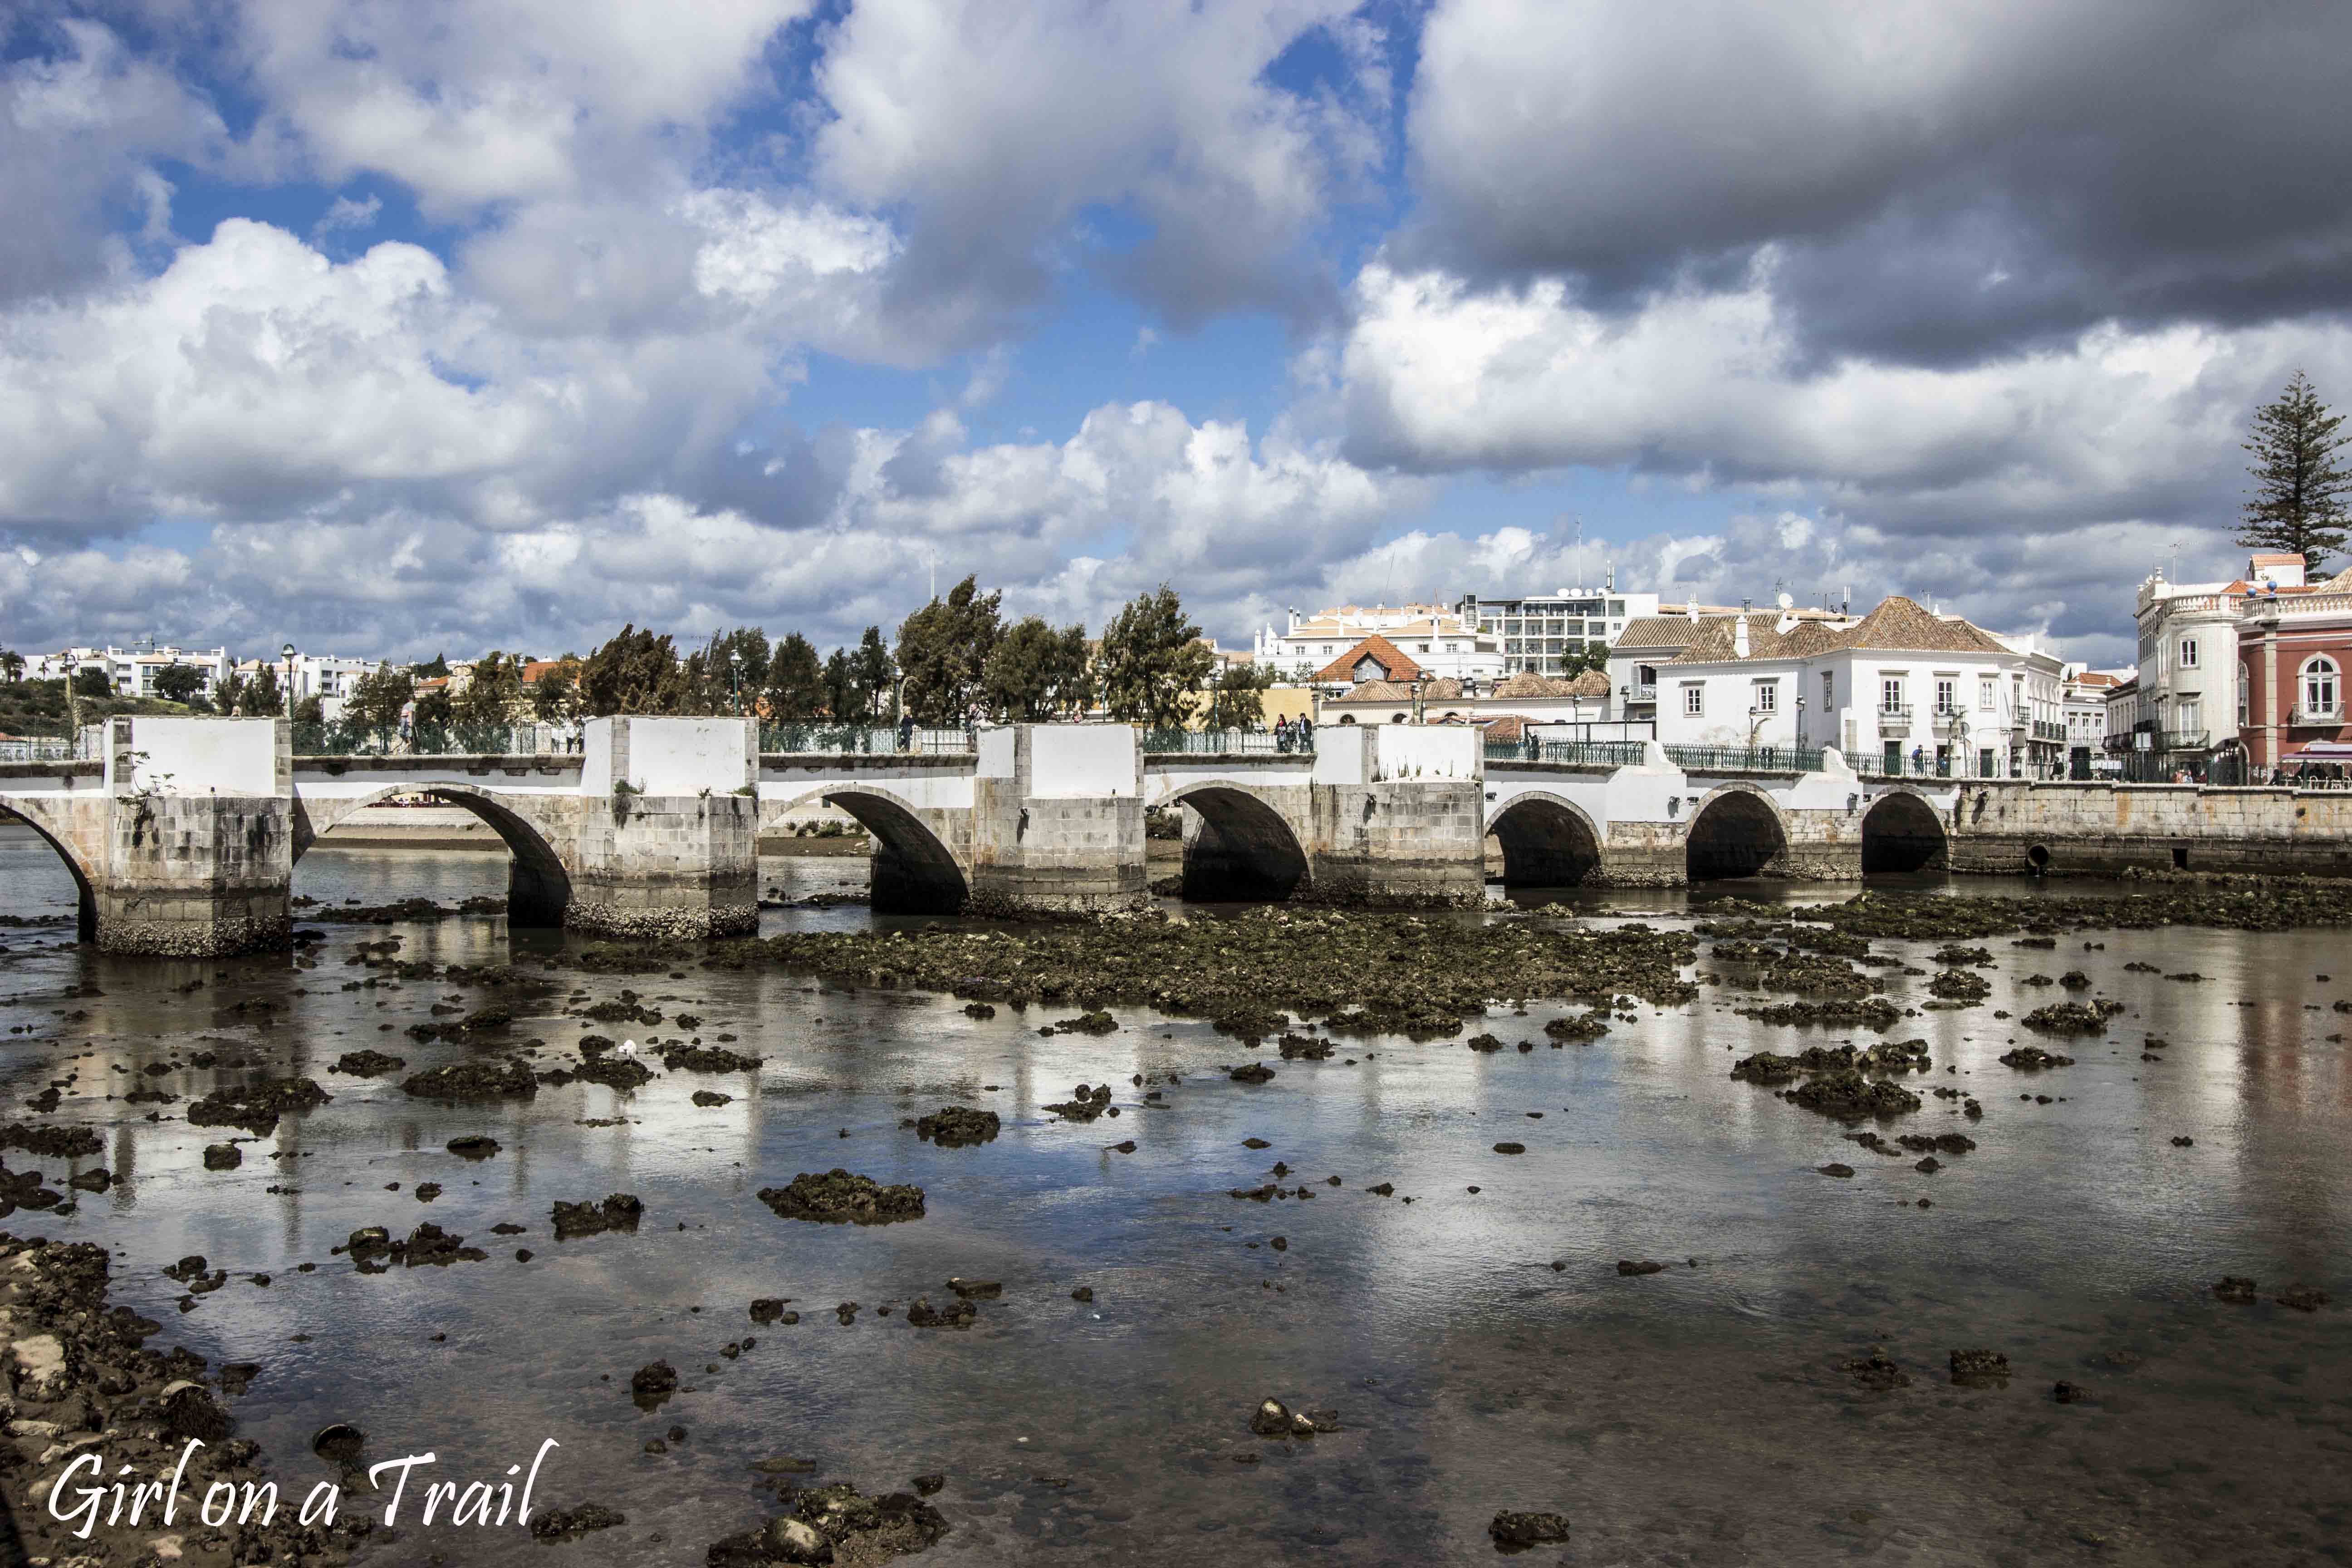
left=26, top=644, right=230, bottom=698
left=1654, top=596, right=2049, bottom=776
left=1256, top=605, right=1503, bottom=683
left=232, top=652, right=382, bottom=717
left=2061, top=666, right=2128, bottom=773
left=1455, top=585, right=1663, bottom=677
left=2124, top=551, right=2352, bottom=778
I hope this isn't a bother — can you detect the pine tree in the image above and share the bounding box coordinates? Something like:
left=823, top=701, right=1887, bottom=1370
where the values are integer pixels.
left=2239, top=371, right=2351, bottom=573
left=1095, top=586, right=1215, bottom=730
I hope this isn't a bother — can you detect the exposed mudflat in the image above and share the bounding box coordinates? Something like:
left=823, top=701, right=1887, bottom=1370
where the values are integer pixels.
left=0, top=832, right=2346, bottom=1565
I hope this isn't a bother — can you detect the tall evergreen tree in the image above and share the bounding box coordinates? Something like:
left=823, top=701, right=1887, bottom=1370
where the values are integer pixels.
left=2239, top=370, right=2351, bottom=572
left=346, top=664, right=414, bottom=740
left=1095, top=586, right=1215, bottom=730
left=981, top=617, right=1093, bottom=720
left=822, top=648, right=857, bottom=721
left=850, top=625, right=896, bottom=719
left=239, top=665, right=283, bottom=717
left=578, top=626, right=685, bottom=715
left=764, top=633, right=826, bottom=720
left=1204, top=662, right=1275, bottom=730
left=896, top=577, right=1001, bottom=725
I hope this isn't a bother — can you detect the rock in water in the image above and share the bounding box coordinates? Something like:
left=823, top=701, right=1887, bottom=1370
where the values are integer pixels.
left=756, top=1170, right=926, bottom=1225
left=1490, top=1510, right=1572, bottom=1549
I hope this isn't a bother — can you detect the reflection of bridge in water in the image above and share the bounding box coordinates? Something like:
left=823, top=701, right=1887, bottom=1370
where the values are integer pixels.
left=6, top=716, right=2352, bottom=956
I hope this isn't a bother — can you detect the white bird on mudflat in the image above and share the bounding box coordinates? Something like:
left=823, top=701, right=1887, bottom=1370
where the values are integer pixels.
left=619, top=1039, right=639, bottom=1056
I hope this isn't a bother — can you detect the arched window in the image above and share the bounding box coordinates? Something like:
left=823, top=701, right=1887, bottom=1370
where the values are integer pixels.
left=2238, top=662, right=2249, bottom=725
left=2302, top=656, right=2340, bottom=719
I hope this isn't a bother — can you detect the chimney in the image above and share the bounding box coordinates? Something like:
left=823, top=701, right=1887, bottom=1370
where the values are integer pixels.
left=1734, top=617, right=1750, bottom=659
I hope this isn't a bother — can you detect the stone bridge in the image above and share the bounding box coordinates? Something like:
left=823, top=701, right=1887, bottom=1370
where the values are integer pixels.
left=8, top=716, right=2352, bottom=956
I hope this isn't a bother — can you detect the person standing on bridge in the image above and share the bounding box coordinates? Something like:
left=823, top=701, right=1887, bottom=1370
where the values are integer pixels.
left=898, top=710, right=916, bottom=754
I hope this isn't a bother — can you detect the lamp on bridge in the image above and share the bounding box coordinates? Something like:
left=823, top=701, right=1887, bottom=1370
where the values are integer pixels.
left=730, top=651, right=743, bottom=715
left=1410, top=674, right=1426, bottom=725
left=281, top=642, right=296, bottom=720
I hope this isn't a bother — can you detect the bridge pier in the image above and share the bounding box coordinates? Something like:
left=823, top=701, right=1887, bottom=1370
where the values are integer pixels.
left=1303, top=727, right=1486, bottom=907
left=90, top=718, right=297, bottom=956
left=572, top=718, right=760, bottom=938
left=968, top=725, right=1147, bottom=916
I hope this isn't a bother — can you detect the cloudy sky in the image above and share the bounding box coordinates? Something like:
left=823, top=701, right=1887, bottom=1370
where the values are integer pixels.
left=5, top=0, right=2350, bottom=666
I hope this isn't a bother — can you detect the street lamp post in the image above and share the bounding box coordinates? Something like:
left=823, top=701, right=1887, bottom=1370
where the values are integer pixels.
left=282, top=642, right=297, bottom=721
left=730, top=652, right=743, bottom=716
left=1410, top=675, right=1426, bottom=725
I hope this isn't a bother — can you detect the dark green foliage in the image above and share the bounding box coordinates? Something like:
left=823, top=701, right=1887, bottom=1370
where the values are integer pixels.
left=897, top=576, right=1002, bottom=725
left=2239, top=370, right=2351, bottom=571
left=765, top=633, right=825, bottom=719
left=578, top=625, right=687, bottom=715
left=850, top=625, right=896, bottom=719
left=1097, top=585, right=1214, bottom=729
left=151, top=664, right=206, bottom=704
left=1204, top=661, right=1275, bottom=730
left=982, top=616, right=1092, bottom=720
left=239, top=664, right=283, bottom=716
left=71, top=667, right=111, bottom=700
left=344, top=664, right=413, bottom=740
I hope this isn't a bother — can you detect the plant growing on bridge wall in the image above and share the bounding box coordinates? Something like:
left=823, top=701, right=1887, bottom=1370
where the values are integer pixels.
left=1097, top=586, right=1215, bottom=731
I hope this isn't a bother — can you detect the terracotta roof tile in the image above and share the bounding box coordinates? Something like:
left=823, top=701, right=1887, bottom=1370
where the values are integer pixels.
left=1311, top=634, right=1426, bottom=684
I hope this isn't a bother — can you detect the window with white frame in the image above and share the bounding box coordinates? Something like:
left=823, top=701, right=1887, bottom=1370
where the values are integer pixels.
left=2238, top=663, right=2249, bottom=725
left=1754, top=681, right=1777, bottom=713
left=1978, top=676, right=1996, bottom=711
left=1822, top=672, right=1834, bottom=710
left=2179, top=637, right=2199, bottom=668
left=1880, top=676, right=1905, bottom=713
left=2303, top=656, right=2339, bottom=717
left=1935, top=678, right=1957, bottom=714
left=1682, top=684, right=1704, bottom=716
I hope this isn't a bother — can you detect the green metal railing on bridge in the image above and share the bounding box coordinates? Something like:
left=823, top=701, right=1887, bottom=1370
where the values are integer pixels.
left=1485, top=738, right=1648, bottom=769
left=292, top=721, right=558, bottom=757
left=1664, top=743, right=1824, bottom=774
left=758, top=722, right=973, bottom=755
left=1140, top=728, right=1313, bottom=755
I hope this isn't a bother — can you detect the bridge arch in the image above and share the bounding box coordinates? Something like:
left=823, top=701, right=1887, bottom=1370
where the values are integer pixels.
left=1486, top=790, right=1606, bottom=887
left=1861, top=789, right=1948, bottom=874
left=1165, top=781, right=1311, bottom=902
left=295, top=784, right=574, bottom=927
left=773, top=785, right=969, bottom=915
left=1686, top=784, right=1790, bottom=881
left=0, top=799, right=98, bottom=943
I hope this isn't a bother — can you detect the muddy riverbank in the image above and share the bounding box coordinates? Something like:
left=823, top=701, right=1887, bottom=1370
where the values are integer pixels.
left=0, top=828, right=2344, bottom=1564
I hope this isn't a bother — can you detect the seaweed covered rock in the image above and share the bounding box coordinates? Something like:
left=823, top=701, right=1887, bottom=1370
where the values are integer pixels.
left=657, top=1042, right=764, bottom=1072
left=1786, top=1072, right=1923, bottom=1118
left=552, top=1193, right=644, bottom=1240
left=1926, top=969, right=1991, bottom=1003
left=187, top=1078, right=331, bottom=1136
left=913, top=1107, right=1000, bottom=1147
left=758, top=1170, right=926, bottom=1225
left=401, top=1057, right=538, bottom=1100
left=1949, top=1348, right=2010, bottom=1386
left=1490, top=1511, right=1572, bottom=1550
left=2021, top=1001, right=2123, bottom=1035
left=330, top=1049, right=407, bottom=1076
left=1542, top=1011, right=1610, bottom=1044
left=1043, top=1083, right=1113, bottom=1122
left=1999, top=1044, right=2077, bottom=1069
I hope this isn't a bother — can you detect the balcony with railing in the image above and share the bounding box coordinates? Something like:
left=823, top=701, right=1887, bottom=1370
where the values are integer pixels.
left=1876, top=703, right=1912, bottom=735
left=2288, top=706, right=2345, bottom=728
left=2033, top=719, right=2065, bottom=741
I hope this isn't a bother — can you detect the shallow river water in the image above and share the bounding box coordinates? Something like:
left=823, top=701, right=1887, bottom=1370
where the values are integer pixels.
left=1, top=829, right=2347, bottom=1566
